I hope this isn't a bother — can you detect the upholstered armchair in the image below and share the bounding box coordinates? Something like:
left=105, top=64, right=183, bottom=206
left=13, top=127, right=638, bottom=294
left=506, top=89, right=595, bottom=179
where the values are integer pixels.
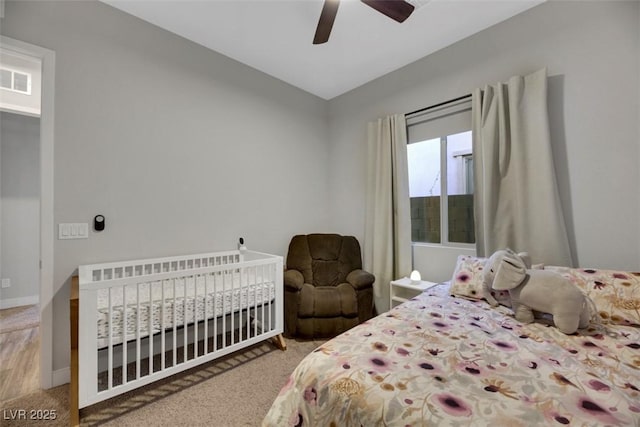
left=284, top=234, right=375, bottom=338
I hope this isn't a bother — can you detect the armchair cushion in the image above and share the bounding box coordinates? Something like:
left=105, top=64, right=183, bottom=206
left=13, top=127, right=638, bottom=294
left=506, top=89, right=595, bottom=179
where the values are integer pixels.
left=347, top=269, right=375, bottom=290
left=298, top=284, right=358, bottom=318
left=284, top=269, right=304, bottom=291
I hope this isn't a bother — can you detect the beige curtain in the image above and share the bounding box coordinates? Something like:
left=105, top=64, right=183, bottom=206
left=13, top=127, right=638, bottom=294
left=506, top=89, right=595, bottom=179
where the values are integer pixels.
left=472, top=68, right=573, bottom=266
left=364, top=114, right=412, bottom=312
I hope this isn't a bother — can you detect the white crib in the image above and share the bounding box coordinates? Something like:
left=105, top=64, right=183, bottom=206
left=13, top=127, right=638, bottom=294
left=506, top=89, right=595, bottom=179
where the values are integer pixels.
left=70, top=249, right=284, bottom=424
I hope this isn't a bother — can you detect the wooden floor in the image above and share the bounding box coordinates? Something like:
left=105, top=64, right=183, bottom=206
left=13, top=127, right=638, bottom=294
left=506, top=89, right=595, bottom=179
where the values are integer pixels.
left=0, top=308, right=40, bottom=403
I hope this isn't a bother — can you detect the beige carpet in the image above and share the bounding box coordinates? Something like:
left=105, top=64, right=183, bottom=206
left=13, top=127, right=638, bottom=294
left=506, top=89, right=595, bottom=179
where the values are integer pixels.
left=0, top=337, right=323, bottom=426
left=0, top=305, right=39, bottom=334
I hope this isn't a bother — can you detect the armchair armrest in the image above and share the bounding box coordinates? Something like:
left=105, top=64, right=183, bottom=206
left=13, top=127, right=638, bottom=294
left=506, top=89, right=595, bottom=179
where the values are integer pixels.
left=284, top=269, right=304, bottom=292
left=346, top=269, right=375, bottom=290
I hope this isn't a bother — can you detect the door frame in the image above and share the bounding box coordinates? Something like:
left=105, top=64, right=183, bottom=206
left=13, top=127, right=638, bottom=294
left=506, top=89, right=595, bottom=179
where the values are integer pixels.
left=1, top=35, right=55, bottom=389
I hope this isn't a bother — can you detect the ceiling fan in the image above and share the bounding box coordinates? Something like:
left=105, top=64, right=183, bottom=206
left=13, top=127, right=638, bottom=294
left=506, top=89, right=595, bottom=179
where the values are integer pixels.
left=313, top=0, right=415, bottom=45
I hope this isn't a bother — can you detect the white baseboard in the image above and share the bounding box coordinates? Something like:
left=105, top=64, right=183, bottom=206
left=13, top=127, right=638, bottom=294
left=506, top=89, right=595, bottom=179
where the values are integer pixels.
left=0, top=295, right=39, bottom=309
left=52, top=367, right=70, bottom=387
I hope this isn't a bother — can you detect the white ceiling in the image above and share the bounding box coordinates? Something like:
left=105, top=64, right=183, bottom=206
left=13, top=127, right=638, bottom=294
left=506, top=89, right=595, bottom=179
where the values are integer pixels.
left=101, top=0, right=544, bottom=100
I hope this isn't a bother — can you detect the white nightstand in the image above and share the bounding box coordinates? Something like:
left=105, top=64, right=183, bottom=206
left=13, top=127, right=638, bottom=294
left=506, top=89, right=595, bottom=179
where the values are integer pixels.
left=390, top=277, right=438, bottom=308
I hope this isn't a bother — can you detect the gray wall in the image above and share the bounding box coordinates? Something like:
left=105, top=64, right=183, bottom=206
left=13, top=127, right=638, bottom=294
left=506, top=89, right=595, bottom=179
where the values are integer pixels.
left=2, top=0, right=330, bottom=371
left=327, top=1, right=640, bottom=282
left=0, top=112, right=40, bottom=307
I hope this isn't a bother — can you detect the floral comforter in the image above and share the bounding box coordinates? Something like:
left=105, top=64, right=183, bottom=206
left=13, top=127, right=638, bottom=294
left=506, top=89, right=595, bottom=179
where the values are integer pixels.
left=263, top=284, right=640, bottom=426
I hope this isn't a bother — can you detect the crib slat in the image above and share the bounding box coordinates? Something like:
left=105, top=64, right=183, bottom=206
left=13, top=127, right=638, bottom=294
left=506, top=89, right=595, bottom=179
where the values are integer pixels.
left=161, top=280, right=165, bottom=370
left=262, top=266, right=266, bottom=335
left=254, top=265, right=259, bottom=336
left=260, top=265, right=264, bottom=334
left=108, top=287, right=113, bottom=389
left=173, top=278, right=177, bottom=368
left=213, top=274, right=218, bottom=352
left=194, top=278, right=198, bottom=358
left=245, top=268, right=250, bottom=340
left=253, top=269, right=258, bottom=337
left=204, top=274, right=209, bottom=355
left=231, top=269, right=236, bottom=345
left=268, top=264, right=272, bottom=332
left=136, top=283, right=141, bottom=380
left=183, top=277, right=187, bottom=364
left=262, top=266, right=273, bottom=331
left=262, top=264, right=267, bottom=334
left=194, top=276, right=199, bottom=359
left=149, top=282, right=153, bottom=374
left=244, top=268, right=249, bottom=339
left=269, top=263, right=274, bottom=332
left=222, top=271, right=226, bottom=349
left=122, top=285, right=127, bottom=385
left=238, top=270, right=243, bottom=341
left=193, top=275, right=201, bottom=358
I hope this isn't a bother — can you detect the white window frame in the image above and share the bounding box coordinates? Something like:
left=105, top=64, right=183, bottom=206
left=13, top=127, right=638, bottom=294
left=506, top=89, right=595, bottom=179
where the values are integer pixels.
left=406, top=97, right=474, bottom=248
left=0, top=66, right=32, bottom=95
left=452, top=148, right=473, bottom=194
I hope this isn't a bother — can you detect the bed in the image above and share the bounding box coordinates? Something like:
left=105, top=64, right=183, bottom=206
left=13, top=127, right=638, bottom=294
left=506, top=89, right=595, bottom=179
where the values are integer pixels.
left=71, top=249, right=285, bottom=426
left=263, top=267, right=640, bottom=426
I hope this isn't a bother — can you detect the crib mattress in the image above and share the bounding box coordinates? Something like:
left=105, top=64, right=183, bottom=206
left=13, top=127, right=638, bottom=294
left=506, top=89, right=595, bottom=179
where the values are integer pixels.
left=95, top=272, right=275, bottom=347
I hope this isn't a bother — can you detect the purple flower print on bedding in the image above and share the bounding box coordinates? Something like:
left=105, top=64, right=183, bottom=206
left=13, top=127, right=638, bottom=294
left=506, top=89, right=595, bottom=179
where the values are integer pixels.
left=587, top=379, right=611, bottom=392
left=372, top=341, right=388, bottom=352
left=367, top=355, right=392, bottom=373
left=287, top=411, right=302, bottom=427
left=431, top=320, right=450, bottom=329
left=395, top=347, right=410, bottom=356
left=594, top=280, right=607, bottom=290
left=418, top=362, right=435, bottom=370
left=575, top=396, right=621, bottom=425
left=303, top=387, right=317, bottom=406
left=457, top=361, right=484, bottom=376
left=456, top=272, right=471, bottom=283
left=433, top=393, right=472, bottom=417
left=489, top=340, right=518, bottom=351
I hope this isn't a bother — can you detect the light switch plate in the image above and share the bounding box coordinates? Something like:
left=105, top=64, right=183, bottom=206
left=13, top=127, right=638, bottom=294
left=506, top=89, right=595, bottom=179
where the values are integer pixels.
left=59, top=223, right=89, bottom=239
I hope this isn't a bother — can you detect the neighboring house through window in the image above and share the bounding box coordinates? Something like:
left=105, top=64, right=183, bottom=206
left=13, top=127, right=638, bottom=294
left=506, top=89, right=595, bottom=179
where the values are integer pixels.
left=406, top=97, right=474, bottom=246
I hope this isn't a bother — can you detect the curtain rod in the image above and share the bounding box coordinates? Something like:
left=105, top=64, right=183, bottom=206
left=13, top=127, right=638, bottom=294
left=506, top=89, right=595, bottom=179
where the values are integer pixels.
left=405, top=93, right=471, bottom=117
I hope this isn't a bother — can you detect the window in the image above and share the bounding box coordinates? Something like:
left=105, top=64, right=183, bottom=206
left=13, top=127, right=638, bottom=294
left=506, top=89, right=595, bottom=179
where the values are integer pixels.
left=406, top=98, right=474, bottom=245
left=0, top=67, right=32, bottom=95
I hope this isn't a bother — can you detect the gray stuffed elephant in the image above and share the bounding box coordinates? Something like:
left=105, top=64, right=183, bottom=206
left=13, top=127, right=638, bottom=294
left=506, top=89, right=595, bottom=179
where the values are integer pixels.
left=482, top=249, right=531, bottom=307
left=483, top=249, right=591, bottom=334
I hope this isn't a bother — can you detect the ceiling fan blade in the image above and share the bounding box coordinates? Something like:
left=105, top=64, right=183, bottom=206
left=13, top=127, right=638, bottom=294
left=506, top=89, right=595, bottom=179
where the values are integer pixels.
left=361, top=0, right=415, bottom=23
left=313, top=0, right=340, bottom=45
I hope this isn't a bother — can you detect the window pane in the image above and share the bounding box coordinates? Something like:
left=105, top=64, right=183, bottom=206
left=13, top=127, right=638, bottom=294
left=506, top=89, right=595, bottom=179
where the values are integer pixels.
left=446, top=131, right=475, bottom=243
left=0, top=69, right=11, bottom=89
left=408, top=138, right=441, bottom=243
left=13, top=72, right=29, bottom=93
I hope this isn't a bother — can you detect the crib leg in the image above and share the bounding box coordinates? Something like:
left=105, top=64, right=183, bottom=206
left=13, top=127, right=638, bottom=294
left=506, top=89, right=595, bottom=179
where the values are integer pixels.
left=272, top=334, right=287, bottom=351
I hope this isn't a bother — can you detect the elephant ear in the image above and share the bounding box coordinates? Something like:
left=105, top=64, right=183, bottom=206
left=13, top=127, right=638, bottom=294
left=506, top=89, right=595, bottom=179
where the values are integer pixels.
left=517, top=252, right=532, bottom=269
left=492, top=253, right=527, bottom=290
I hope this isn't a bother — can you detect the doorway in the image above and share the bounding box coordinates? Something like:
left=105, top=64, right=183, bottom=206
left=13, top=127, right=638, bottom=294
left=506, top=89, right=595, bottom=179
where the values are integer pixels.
left=0, top=36, right=55, bottom=392
left=0, top=109, right=41, bottom=400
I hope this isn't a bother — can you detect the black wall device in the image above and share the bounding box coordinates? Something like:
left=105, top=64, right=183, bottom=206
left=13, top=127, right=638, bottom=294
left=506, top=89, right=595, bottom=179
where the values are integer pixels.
left=94, top=215, right=105, bottom=231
